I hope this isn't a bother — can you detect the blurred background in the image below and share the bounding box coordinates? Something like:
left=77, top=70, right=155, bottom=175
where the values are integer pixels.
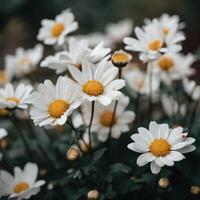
left=0, top=0, right=200, bottom=66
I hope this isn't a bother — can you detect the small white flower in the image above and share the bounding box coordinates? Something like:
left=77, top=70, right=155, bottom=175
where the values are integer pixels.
left=153, top=52, right=195, bottom=84
left=67, top=59, right=125, bottom=105
left=0, top=162, right=45, bottom=200
left=5, top=44, right=43, bottom=77
left=82, top=95, right=135, bottom=141
left=41, top=37, right=110, bottom=74
left=124, top=19, right=183, bottom=62
left=128, top=121, right=196, bottom=174
left=183, top=78, right=200, bottom=101
left=106, top=19, right=133, bottom=44
left=76, top=32, right=111, bottom=48
left=0, top=83, right=33, bottom=110
left=30, top=76, right=81, bottom=126
left=37, top=9, right=78, bottom=46
left=161, top=94, right=186, bottom=117
left=123, top=66, right=160, bottom=96
left=145, top=13, right=185, bottom=37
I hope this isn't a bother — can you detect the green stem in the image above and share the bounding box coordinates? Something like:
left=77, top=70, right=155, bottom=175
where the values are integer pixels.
left=88, top=101, right=95, bottom=148
left=188, top=99, right=199, bottom=132
left=108, top=68, right=122, bottom=141
left=10, top=115, right=33, bottom=159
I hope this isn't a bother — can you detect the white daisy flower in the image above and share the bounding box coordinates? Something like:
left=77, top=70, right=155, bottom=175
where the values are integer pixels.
left=153, top=52, right=195, bottom=84
left=106, top=19, right=133, bottom=44
left=0, top=83, right=33, bottom=110
left=0, top=162, right=45, bottom=200
left=0, top=128, right=7, bottom=161
left=161, top=94, right=186, bottom=117
left=5, top=44, right=43, bottom=77
left=123, top=66, right=160, bottom=96
left=76, top=32, right=111, bottom=48
left=124, top=19, right=182, bottom=62
left=41, top=37, right=110, bottom=74
left=30, top=76, right=81, bottom=126
left=183, top=78, right=200, bottom=101
left=37, top=9, right=78, bottom=46
left=67, top=59, right=125, bottom=105
left=82, top=95, right=135, bottom=142
left=128, top=121, right=196, bottom=174
left=144, top=13, right=185, bottom=37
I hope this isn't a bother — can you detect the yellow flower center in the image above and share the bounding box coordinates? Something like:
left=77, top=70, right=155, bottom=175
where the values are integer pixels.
left=83, top=80, right=104, bottom=96
left=150, top=139, right=171, bottom=157
left=100, top=111, right=117, bottom=127
left=163, top=27, right=170, bottom=35
left=0, top=71, right=7, bottom=85
left=14, top=182, right=29, bottom=193
left=51, top=23, right=65, bottom=37
left=112, top=52, right=129, bottom=64
left=6, top=97, right=20, bottom=105
left=158, top=56, right=174, bottom=71
left=18, top=57, right=29, bottom=65
left=148, top=40, right=161, bottom=51
left=48, top=99, right=69, bottom=118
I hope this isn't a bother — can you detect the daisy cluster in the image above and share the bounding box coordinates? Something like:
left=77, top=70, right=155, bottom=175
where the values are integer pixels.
left=0, top=9, right=199, bottom=200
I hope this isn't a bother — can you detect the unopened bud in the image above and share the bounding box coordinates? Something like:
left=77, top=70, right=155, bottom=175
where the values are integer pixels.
left=87, top=189, right=100, bottom=200
left=66, top=147, right=79, bottom=161
left=158, top=178, right=170, bottom=188
left=191, top=186, right=200, bottom=195
left=111, top=50, right=132, bottom=68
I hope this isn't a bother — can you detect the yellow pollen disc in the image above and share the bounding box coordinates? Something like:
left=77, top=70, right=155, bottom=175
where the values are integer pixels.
left=112, top=53, right=129, bottom=64
left=51, top=23, right=64, bottom=37
left=148, top=40, right=161, bottom=51
left=100, top=111, right=117, bottom=127
left=163, top=27, right=170, bottom=35
left=158, top=56, right=174, bottom=71
left=14, top=182, right=29, bottom=193
left=83, top=80, right=104, bottom=96
left=48, top=99, right=69, bottom=118
left=6, top=97, right=20, bottom=105
left=150, top=139, right=171, bottom=157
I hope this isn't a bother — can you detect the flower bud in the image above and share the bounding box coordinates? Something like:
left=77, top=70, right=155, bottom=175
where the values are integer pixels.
left=111, top=50, right=132, bottom=68
left=87, top=189, right=100, bottom=200
left=66, top=147, right=79, bottom=161
left=191, top=186, right=200, bottom=195
left=158, top=178, right=170, bottom=188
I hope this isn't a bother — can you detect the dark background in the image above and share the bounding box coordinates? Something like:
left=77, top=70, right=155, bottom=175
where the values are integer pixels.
left=0, top=0, right=200, bottom=66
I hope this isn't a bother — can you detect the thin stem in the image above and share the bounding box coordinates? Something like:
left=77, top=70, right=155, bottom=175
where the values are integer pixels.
left=67, top=121, right=79, bottom=134
left=67, top=121, right=89, bottom=153
left=108, top=68, right=122, bottom=141
left=188, top=99, right=199, bottom=132
left=10, top=115, right=33, bottom=158
left=148, top=62, right=153, bottom=122
left=88, top=101, right=95, bottom=148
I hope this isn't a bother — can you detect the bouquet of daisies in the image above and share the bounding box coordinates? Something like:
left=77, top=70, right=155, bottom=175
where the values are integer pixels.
left=0, top=9, right=199, bottom=200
